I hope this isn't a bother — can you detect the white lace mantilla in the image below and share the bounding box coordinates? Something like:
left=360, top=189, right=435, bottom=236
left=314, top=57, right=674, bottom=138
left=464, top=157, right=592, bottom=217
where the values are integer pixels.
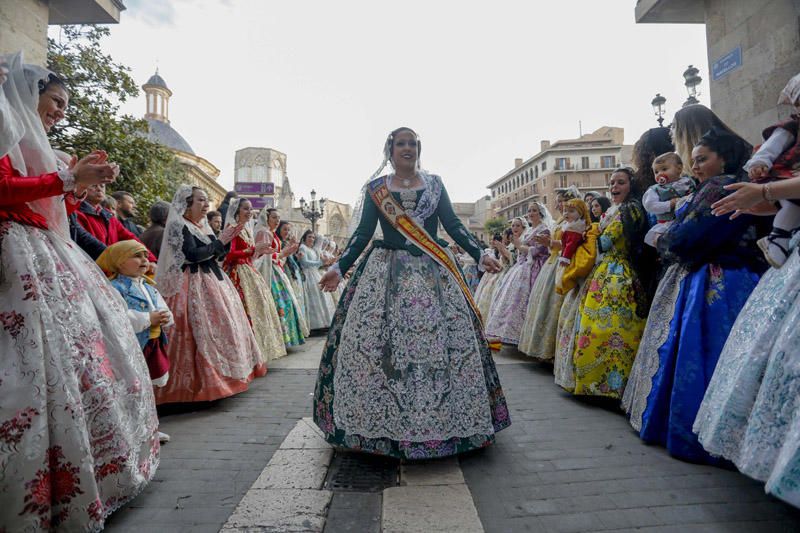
left=333, top=248, right=494, bottom=441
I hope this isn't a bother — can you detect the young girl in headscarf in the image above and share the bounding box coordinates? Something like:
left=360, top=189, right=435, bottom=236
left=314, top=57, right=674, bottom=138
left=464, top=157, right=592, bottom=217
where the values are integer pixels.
left=97, top=240, right=173, bottom=442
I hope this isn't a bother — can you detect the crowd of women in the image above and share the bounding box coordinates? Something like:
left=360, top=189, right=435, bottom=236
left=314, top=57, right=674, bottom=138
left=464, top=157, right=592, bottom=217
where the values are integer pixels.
left=472, top=72, right=800, bottom=509
left=2, top=44, right=799, bottom=530
left=0, top=53, right=343, bottom=530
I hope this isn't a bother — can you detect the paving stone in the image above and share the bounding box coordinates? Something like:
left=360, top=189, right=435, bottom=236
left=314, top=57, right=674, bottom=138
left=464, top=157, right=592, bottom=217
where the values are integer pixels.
left=251, top=448, right=333, bottom=490
left=402, top=457, right=465, bottom=486
left=222, top=488, right=332, bottom=532
left=463, top=365, right=800, bottom=532
left=278, top=417, right=331, bottom=450
left=323, top=492, right=382, bottom=533
left=382, top=484, right=483, bottom=533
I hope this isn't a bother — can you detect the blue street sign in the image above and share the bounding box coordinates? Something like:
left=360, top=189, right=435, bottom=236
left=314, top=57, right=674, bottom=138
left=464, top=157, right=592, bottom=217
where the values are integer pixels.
left=712, top=47, right=742, bottom=81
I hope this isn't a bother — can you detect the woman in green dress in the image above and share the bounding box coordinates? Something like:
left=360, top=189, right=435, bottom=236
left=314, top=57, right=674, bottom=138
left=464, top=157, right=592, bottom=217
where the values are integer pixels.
left=313, top=127, right=510, bottom=460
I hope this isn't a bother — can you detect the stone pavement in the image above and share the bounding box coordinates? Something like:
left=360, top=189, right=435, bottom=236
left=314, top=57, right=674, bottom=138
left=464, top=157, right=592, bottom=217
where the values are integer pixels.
left=105, top=339, right=800, bottom=532
left=463, top=347, right=800, bottom=532
left=104, top=338, right=325, bottom=533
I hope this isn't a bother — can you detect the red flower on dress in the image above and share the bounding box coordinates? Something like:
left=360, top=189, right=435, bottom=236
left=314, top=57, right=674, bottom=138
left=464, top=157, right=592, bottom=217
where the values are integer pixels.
left=0, top=406, right=38, bottom=446
left=19, top=274, right=38, bottom=301
left=87, top=498, right=104, bottom=521
left=0, top=310, right=25, bottom=339
left=20, top=447, right=83, bottom=518
left=94, top=458, right=124, bottom=481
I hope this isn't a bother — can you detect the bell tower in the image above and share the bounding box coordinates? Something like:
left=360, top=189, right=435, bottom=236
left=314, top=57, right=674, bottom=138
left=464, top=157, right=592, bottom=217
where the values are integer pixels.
left=142, top=69, right=172, bottom=124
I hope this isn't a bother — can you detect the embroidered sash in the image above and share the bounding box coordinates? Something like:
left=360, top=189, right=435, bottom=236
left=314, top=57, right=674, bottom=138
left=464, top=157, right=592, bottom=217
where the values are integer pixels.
left=367, top=176, right=488, bottom=329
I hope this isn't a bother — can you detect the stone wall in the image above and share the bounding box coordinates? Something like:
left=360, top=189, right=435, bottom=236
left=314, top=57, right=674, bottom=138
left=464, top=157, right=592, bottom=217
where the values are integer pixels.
left=0, top=0, right=49, bottom=66
left=705, top=0, right=800, bottom=143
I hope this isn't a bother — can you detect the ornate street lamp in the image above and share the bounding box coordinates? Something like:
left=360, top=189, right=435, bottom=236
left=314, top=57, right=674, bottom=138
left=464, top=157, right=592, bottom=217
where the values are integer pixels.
left=299, top=189, right=326, bottom=233
left=651, top=93, right=667, bottom=127
left=683, top=64, right=702, bottom=107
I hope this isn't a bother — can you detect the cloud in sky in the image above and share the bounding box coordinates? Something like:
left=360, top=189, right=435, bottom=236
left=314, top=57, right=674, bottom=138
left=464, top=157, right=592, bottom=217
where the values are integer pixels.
left=97, top=1, right=709, bottom=205
left=122, top=0, right=178, bottom=27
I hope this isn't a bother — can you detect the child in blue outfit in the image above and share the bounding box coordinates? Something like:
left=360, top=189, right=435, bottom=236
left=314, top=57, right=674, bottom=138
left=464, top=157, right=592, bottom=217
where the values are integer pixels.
left=97, top=240, right=173, bottom=442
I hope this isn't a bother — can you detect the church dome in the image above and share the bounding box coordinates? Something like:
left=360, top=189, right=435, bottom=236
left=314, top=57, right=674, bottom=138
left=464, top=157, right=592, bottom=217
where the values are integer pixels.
left=145, top=118, right=195, bottom=155
left=144, top=72, right=169, bottom=91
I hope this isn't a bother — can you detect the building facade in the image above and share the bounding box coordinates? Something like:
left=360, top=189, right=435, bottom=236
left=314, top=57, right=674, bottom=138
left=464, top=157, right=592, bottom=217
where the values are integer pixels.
left=448, top=196, right=492, bottom=244
left=487, top=126, right=632, bottom=221
left=635, top=0, right=800, bottom=145
left=1, top=0, right=124, bottom=66
left=142, top=72, right=227, bottom=207
left=233, top=147, right=292, bottom=211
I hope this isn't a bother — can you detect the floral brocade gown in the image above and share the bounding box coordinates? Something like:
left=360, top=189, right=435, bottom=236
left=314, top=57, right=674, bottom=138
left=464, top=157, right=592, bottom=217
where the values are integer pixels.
left=266, top=234, right=306, bottom=348
left=623, top=174, right=769, bottom=464
left=313, top=173, right=510, bottom=460
left=0, top=153, right=159, bottom=531
left=693, top=239, right=800, bottom=504
left=518, top=225, right=564, bottom=360
left=223, top=232, right=287, bottom=363
left=485, top=225, right=550, bottom=344
left=572, top=207, right=646, bottom=399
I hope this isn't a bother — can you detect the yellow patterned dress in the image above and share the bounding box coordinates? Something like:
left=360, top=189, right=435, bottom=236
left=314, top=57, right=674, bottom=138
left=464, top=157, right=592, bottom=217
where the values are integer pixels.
left=572, top=208, right=646, bottom=399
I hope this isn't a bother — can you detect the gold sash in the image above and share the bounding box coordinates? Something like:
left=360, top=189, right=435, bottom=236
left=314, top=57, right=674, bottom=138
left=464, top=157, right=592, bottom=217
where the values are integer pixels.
left=367, top=176, right=487, bottom=328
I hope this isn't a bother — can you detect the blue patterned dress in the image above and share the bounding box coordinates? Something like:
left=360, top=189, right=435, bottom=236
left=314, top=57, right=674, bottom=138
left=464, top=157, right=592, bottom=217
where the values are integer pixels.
left=622, top=173, right=770, bottom=464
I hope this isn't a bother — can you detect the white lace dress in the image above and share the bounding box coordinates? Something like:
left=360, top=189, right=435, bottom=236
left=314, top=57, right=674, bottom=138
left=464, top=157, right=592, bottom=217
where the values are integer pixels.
left=694, top=242, right=800, bottom=506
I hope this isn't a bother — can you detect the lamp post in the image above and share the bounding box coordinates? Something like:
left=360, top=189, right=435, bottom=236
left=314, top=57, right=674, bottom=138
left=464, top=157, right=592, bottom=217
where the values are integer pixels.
left=651, top=93, right=667, bottom=127
left=682, top=64, right=702, bottom=107
left=299, top=189, right=325, bottom=233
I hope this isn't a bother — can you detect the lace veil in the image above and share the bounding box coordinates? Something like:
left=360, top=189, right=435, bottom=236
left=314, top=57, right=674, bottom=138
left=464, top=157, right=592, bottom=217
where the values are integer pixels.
left=224, top=197, right=255, bottom=243
left=156, top=184, right=214, bottom=298
left=1, top=52, right=69, bottom=239
left=347, top=127, right=428, bottom=239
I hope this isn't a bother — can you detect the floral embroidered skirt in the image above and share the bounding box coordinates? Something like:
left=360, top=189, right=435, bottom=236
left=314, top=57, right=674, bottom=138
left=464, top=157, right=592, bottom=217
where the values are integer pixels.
left=486, top=257, right=545, bottom=345
left=313, top=247, right=510, bottom=460
left=553, top=278, right=591, bottom=392
left=518, top=259, right=562, bottom=360
left=624, top=263, right=760, bottom=464
left=302, top=265, right=336, bottom=330
left=571, top=256, right=646, bottom=399
left=474, top=269, right=506, bottom=320
left=269, top=264, right=306, bottom=348
left=154, top=269, right=265, bottom=405
left=694, top=248, right=800, bottom=504
left=0, top=222, right=159, bottom=531
left=226, top=262, right=287, bottom=363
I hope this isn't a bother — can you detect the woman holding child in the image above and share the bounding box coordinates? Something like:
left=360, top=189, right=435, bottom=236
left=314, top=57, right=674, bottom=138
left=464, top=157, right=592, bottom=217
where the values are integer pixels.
left=622, top=126, right=770, bottom=464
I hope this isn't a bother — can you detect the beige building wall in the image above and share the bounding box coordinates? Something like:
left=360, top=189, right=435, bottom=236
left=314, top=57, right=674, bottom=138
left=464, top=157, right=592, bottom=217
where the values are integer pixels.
left=0, top=0, right=49, bottom=66
left=636, top=0, right=800, bottom=145
left=488, top=127, right=632, bottom=221
left=1, top=0, right=125, bottom=66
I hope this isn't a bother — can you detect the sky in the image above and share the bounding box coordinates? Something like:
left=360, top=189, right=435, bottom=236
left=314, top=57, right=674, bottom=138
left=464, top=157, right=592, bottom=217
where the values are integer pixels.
left=52, top=0, right=709, bottom=204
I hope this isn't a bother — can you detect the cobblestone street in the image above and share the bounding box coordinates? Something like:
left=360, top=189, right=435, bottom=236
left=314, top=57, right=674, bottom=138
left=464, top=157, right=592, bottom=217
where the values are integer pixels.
left=105, top=339, right=800, bottom=532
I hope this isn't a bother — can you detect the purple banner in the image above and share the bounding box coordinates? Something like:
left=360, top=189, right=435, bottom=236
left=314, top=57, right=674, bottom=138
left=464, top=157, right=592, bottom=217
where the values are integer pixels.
left=246, top=196, right=275, bottom=209
left=235, top=182, right=274, bottom=195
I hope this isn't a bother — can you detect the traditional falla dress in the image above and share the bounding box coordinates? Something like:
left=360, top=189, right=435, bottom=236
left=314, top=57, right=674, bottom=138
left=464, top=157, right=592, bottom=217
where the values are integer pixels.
left=693, top=236, right=800, bottom=505
left=223, top=229, right=287, bottom=363
left=571, top=203, right=648, bottom=399
left=485, top=223, right=550, bottom=344
left=267, top=233, right=306, bottom=347
left=299, top=242, right=336, bottom=330
left=474, top=248, right=513, bottom=320
left=518, top=223, right=565, bottom=360
left=623, top=174, right=769, bottom=464
left=154, top=189, right=265, bottom=405
left=0, top=55, right=158, bottom=531
left=313, top=173, right=510, bottom=459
